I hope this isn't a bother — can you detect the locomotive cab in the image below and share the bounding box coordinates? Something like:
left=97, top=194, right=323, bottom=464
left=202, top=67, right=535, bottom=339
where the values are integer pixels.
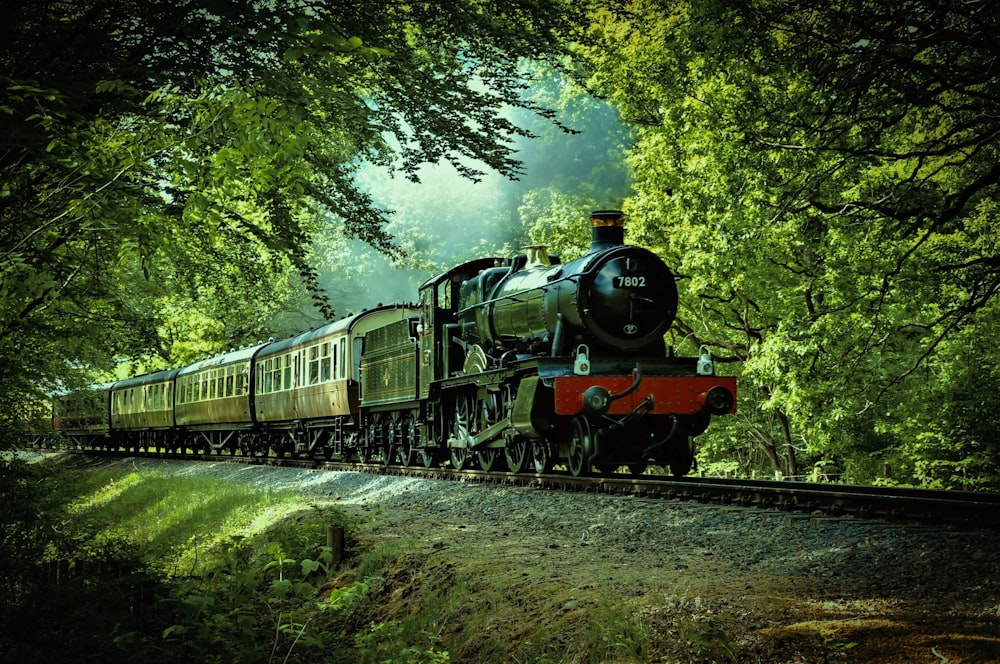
left=417, top=256, right=511, bottom=394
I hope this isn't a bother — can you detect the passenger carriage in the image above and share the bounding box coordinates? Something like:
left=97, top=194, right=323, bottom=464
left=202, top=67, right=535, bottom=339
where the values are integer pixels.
left=174, top=344, right=263, bottom=454
left=51, top=384, right=112, bottom=449
left=110, top=369, right=180, bottom=451
left=252, top=304, right=419, bottom=458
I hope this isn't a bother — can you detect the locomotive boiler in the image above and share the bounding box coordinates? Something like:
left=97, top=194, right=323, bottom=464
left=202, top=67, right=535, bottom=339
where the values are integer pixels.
left=458, top=210, right=679, bottom=354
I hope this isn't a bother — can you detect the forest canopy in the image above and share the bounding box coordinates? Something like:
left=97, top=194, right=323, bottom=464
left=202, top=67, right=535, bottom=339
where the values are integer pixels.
left=1, top=0, right=577, bottom=417
left=3, top=0, right=998, bottom=488
left=571, top=0, right=1000, bottom=486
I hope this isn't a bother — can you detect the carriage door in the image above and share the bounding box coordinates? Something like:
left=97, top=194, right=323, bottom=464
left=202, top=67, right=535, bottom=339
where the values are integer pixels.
left=419, top=286, right=435, bottom=398
left=292, top=350, right=302, bottom=417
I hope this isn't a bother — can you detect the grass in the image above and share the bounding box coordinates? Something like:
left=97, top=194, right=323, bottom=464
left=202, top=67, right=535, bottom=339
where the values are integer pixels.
left=62, top=468, right=310, bottom=576
left=4, top=458, right=372, bottom=663
left=7, top=457, right=663, bottom=663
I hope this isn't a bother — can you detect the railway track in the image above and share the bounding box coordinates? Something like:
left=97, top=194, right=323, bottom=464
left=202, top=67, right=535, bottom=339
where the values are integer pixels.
left=40, top=447, right=1000, bottom=529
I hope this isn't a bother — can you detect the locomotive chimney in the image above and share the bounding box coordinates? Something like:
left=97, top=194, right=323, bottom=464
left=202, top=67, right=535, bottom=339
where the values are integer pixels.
left=589, top=210, right=626, bottom=251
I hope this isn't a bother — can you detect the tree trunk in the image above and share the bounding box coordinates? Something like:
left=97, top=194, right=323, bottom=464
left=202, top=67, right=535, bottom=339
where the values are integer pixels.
left=777, top=409, right=797, bottom=477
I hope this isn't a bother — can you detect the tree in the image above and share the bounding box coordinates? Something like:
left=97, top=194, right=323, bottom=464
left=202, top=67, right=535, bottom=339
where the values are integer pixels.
left=572, top=0, right=1000, bottom=481
left=0, top=0, right=577, bottom=431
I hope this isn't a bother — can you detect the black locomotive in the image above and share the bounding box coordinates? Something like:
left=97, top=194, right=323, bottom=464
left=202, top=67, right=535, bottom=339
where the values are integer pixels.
left=53, top=211, right=736, bottom=476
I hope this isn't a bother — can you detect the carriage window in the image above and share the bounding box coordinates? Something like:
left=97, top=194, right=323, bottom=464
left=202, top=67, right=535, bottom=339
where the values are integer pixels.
left=216, top=371, right=224, bottom=398
left=237, top=366, right=247, bottom=395
left=263, top=359, right=273, bottom=393
left=308, top=345, right=320, bottom=385
left=283, top=354, right=292, bottom=390
left=225, top=367, right=234, bottom=396
left=320, top=342, right=331, bottom=382
left=270, top=357, right=280, bottom=392
left=338, top=338, right=346, bottom=378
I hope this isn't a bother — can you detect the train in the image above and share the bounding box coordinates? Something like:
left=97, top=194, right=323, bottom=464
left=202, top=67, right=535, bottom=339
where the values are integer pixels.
left=52, top=211, right=737, bottom=476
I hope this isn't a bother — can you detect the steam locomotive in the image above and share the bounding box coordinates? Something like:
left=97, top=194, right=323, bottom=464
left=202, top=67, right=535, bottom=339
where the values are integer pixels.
left=53, top=211, right=736, bottom=476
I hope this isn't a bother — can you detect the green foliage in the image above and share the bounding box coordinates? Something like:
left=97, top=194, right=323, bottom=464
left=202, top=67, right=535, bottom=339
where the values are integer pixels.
left=0, top=459, right=380, bottom=662
left=162, top=538, right=371, bottom=663
left=0, top=458, right=170, bottom=662
left=1, top=0, right=579, bottom=427
left=355, top=620, right=450, bottom=664
left=573, top=0, right=1000, bottom=483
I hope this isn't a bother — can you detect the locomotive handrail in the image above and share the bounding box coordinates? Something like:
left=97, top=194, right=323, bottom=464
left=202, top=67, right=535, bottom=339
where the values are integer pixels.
left=455, top=274, right=582, bottom=317
left=608, top=366, right=642, bottom=400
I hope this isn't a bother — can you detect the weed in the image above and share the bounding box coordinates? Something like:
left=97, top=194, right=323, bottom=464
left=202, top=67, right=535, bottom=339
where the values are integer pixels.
left=355, top=619, right=450, bottom=663
left=678, top=615, right=738, bottom=663
left=581, top=600, right=651, bottom=663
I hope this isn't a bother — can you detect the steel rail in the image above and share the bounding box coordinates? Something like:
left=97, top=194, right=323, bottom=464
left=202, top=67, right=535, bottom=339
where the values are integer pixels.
left=37, top=447, right=1000, bottom=529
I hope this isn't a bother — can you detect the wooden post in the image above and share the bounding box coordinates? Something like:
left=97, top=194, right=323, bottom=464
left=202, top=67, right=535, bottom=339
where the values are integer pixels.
left=327, top=524, right=344, bottom=568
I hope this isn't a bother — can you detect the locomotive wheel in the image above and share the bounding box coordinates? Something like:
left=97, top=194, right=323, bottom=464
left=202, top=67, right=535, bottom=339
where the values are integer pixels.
left=361, top=421, right=377, bottom=463
left=400, top=437, right=417, bottom=466
left=449, top=392, right=476, bottom=470
left=399, top=416, right=418, bottom=466
left=379, top=421, right=396, bottom=467
left=450, top=446, right=469, bottom=470
left=568, top=416, right=595, bottom=477
left=669, top=452, right=693, bottom=477
left=420, top=448, right=437, bottom=468
left=477, top=448, right=505, bottom=472
left=531, top=441, right=553, bottom=474
left=452, top=392, right=477, bottom=443
left=504, top=439, right=530, bottom=474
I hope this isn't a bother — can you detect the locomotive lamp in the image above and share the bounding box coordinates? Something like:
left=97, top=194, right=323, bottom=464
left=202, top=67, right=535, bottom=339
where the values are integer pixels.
left=696, top=346, right=715, bottom=375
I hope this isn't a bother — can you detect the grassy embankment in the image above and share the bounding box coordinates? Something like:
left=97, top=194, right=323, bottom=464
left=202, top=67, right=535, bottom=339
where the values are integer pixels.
left=0, top=454, right=658, bottom=663
left=0, top=455, right=451, bottom=663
